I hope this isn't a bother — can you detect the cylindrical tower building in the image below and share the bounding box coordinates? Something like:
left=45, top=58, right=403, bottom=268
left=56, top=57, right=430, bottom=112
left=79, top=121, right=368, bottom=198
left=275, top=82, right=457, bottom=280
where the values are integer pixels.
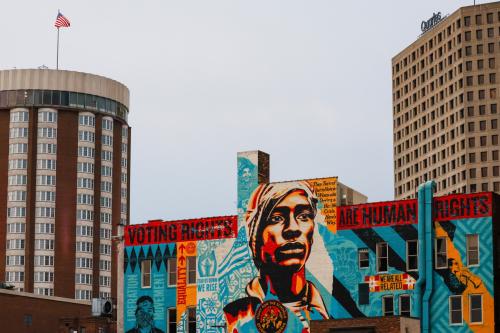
left=0, top=69, right=130, bottom=301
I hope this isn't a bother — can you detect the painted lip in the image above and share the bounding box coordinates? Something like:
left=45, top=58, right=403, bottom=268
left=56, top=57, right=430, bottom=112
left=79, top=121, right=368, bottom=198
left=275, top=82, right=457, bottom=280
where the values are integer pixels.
left=276, top=242, right=306, bottom=259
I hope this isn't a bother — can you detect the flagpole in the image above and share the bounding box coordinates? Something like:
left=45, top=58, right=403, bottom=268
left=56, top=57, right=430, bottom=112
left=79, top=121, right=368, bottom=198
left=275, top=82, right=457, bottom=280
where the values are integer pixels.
left=56, top=27, right=60, bottom=70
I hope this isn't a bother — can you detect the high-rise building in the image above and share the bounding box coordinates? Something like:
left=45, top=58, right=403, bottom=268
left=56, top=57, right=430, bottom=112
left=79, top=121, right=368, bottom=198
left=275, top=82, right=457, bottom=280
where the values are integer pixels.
left=0, top=69, right=130, bottom=301
left=392, top=2, right=500, bottom=199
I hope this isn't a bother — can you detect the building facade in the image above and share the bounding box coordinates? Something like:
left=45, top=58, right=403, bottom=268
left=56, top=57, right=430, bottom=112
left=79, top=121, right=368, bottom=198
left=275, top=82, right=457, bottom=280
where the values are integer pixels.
left=123, top=151, right=499, bottom=332
left=393, top=2, right=500, bottom=199
left=0, top=69, right=131, bottom=301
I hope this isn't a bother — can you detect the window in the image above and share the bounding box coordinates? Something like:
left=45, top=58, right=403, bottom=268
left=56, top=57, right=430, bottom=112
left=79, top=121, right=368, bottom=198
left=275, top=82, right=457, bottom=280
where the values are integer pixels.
left=99, top=275, right=111, bottom=287
left=466, top=234, right=479, bottom=266
left=168, top=257, right=177, bottom=286
left=100, top=259, right=111, bottom=271
left=167, top=308, right=177, bottom=333
left=79, top=114, right=95, bottom=127
left=449, top=295, right=463, bottom=325
left=8, top=158, right=28, bottom=171
left=34, top=271, right=54, bottom=282
left=8, top=190, right=27, bottom=201
left=6, top=255, right=25, bottom=266
left=358, top=283, right=369, bottom=305
left=382, top=295, right=394, bottom=316
left=37, top=191, right=56, bottom=202
left=406, top=240, right=418, bottom=271
left=77, top=209, right=94, bottom=221
left=6, top=271, right=24, bottom=282
left=101, top=212, right=112, bottom=224
left=101, top=166, right=112, bottom=177
left=35, top=239, right=54, bottom=250
left=100, top=244, right=112, bottom=255
left=487, top=12, right=493, bottom=23
left=77, top=162, right=94, bottom=174
left=187, top=307, right=196, bottom=333
left=78, top=130, right=95, bottom=142
left=10, top=127, right=29, bottom=138
left=358, top=248, right=369, bottom=269
left=34, top=255, right=54, bottom=266
left=8, top=207, right=26, bottom=218
left=38, top=127, right=57, bottom=139
left=9, top=143, right=28, bottom=154
left=75, top=289, right=92, bottom=300
left=6, top=239, right=25, bottom=250
left=102, top=135, right=113, bottom=146
left=436, top=238, right=447, bottom=269
left=187, top=256, right=196, bottom=284
left=36, top=223, right=54, bottom=234
left=400, top=295, right=411, bottom=317
left=38, top=111, right=57, bottom=123
left=7, top=223, right=25, bottom=233
left=102, top=150, right=113, bottom=161
left=10, top=111, right=29, bottom=122
left=76, top=257, right=93, bottom=269
left=102, top=118, right=113, bottom=131
left=75, top=273, right=93, bottom=285
left=8, top=175, right=27, bottom=186
left=141, top=260, right=151, bottom=288
left=100, top=228, right=111, bottom=240
left=376, top=243, right=388, bottom=272
left=77, top=177, right=94, bottom=189
left=101, top=196, right=112, bottom=208
left=76, top=241, right=93, bottom=253
left=37, top=175, right=56, bottom=186
left=78, top=146, right=95, bottom=158
left=481, top=152, right=487, bottom=162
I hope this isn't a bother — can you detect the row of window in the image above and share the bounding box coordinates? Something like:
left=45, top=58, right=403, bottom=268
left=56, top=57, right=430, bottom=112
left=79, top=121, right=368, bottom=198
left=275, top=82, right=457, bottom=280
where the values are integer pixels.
left=450, top=294, right=483, bottom=325
left=79, top=115, right=115, bottom=129
left=8, top=206, right=57, bottom=218
left=5, top=271, right=24, bottom=282
left=394, top=12, right=500, bottom=74
left=8, top=157, right=120, bottom=174
left=394, top=50, right=497, bottom=102
left=140, top=257, right=184, bottom=288
left=9, top=111, right=57, bottom=123
left=0, top=90, right=128, bottom=121
left=395, top=101, right=497, bottom=144
left=358, top=235, right=479, bottom=272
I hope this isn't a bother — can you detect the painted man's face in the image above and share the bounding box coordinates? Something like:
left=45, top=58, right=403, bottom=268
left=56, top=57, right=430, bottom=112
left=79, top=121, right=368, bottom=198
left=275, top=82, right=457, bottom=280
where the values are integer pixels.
left=259, top=190, right=315, bottom=271
left=136, top=300, right=154, bottom=328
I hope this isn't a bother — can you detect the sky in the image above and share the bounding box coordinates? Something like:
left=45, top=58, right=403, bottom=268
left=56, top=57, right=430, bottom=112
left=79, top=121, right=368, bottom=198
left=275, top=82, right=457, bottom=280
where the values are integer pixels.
left=0, top=0, right=482, bottom=224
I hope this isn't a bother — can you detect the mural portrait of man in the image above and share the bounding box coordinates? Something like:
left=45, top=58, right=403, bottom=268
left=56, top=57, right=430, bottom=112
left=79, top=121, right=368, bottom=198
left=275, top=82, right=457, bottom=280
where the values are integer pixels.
left=126, top=296, right=164, bottom=333
left=224, top=181, right=330, bottom=333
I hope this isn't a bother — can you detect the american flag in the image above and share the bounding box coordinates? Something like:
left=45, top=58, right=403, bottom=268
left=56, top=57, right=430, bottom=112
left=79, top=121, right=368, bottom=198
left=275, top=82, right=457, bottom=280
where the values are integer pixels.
left=54, top=11, right=70, bottom=28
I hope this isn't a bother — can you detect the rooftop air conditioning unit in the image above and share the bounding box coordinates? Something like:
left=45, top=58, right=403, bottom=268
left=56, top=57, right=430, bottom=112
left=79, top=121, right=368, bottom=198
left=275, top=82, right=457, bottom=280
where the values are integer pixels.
left=92, top=298, right=113, bottom=317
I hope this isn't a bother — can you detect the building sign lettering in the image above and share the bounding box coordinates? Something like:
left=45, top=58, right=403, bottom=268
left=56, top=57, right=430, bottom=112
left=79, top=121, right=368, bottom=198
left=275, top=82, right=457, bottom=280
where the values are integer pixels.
left=124, top=216, right=237, bottom=246
left=421, top=12, right=442, bottom=33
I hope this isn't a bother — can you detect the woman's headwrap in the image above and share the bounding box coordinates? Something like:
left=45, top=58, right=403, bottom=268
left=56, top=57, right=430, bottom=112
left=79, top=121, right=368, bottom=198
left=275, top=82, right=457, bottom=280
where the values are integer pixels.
left=245, top=181, right=318, bottom=268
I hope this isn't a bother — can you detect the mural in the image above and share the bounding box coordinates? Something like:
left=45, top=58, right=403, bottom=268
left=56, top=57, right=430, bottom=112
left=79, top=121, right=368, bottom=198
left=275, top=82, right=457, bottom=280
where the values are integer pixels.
left=123, top=152, right=497, bottom=333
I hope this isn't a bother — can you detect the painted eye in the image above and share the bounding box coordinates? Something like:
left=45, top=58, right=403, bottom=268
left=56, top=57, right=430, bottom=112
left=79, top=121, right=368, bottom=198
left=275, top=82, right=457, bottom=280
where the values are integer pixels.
left=296, top=212, right=313, bottom=222
left=269, top=214, right=285, bottom=224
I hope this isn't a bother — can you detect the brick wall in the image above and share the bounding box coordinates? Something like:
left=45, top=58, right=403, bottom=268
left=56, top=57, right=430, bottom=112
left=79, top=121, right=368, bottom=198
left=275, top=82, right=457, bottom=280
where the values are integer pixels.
left=0, top=289, right=113, bottom=333
left=311, top=316, right=420, bottom=333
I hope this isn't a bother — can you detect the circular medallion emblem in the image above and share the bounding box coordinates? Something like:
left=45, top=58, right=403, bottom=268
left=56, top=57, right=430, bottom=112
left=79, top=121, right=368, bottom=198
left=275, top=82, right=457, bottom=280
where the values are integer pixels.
left=255, top=300, right=288, bottom=333
left=186, top=242, right=196, bottom=255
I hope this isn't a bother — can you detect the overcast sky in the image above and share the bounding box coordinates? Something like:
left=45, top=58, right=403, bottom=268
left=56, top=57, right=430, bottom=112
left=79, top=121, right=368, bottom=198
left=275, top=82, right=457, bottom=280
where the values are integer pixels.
left=1, top=0, right=481, bottom=223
